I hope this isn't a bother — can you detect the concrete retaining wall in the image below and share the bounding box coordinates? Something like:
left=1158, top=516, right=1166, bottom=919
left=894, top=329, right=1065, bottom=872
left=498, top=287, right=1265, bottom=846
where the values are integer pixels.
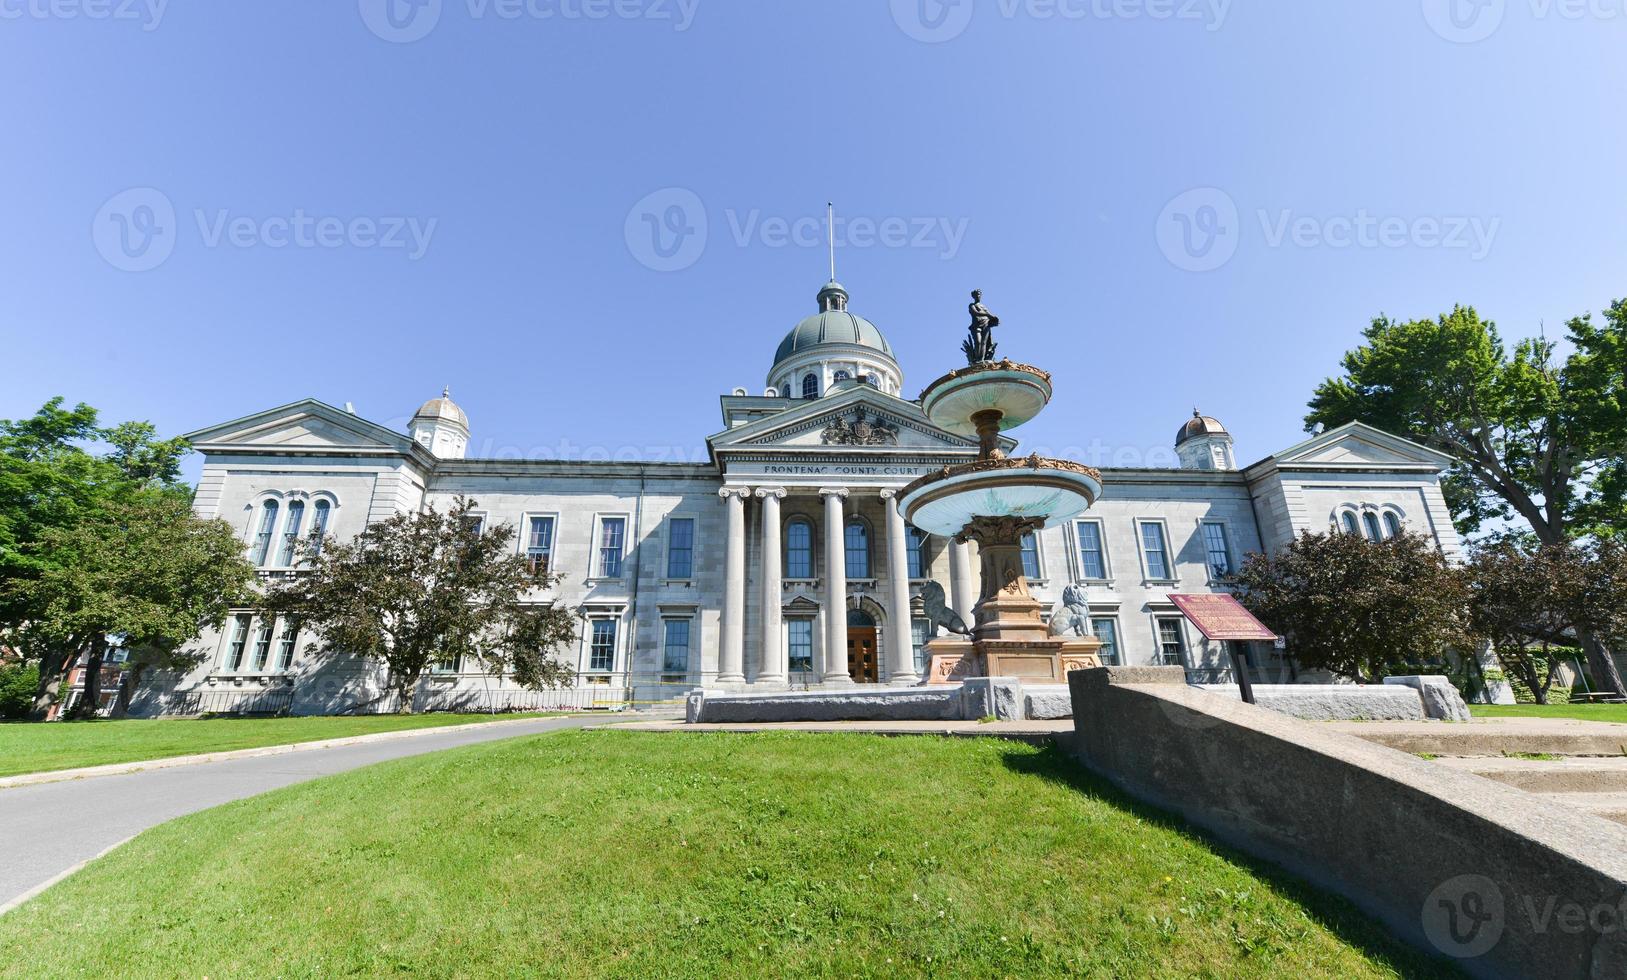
left=1196, top=683, right=1426, bottom=721
left=1067, top=666, right=1627, bottom=979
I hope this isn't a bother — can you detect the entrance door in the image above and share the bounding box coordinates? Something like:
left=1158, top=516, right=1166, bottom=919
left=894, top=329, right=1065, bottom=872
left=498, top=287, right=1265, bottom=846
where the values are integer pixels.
left=846, top=609, right=879, bottom=683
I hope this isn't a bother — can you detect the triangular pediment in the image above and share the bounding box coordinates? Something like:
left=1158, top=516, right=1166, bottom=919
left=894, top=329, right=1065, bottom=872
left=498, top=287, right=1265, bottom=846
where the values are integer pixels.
left=184, top=399, right=420, bottom=457
left=709, top=387, right=979, bottom=454
left=1267, top=422, right=1453, bottom=471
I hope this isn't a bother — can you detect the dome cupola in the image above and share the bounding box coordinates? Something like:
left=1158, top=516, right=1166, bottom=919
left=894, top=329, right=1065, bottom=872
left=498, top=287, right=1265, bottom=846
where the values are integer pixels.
left=768, top=280, right=902, bottom=399
left=1176, top=409, right=1235, bottom=470
left=408, top=386, right=470, bottom=459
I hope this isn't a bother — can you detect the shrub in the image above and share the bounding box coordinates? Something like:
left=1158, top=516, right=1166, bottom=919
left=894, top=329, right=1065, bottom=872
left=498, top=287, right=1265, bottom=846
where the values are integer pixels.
left=0, top=663, right=38, bottom=720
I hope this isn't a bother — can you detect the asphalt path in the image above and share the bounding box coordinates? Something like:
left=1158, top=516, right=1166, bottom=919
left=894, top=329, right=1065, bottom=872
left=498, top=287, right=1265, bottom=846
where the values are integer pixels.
left=0, top=715, right=605, bottom=912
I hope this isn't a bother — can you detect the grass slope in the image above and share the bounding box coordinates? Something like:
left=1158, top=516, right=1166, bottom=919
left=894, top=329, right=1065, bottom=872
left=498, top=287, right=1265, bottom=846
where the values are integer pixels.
left=0, top=731, right=1453, bottom=978
left=1470, top=703, right=1627, bottom=723
left=0, top=713, right=559, bottom=777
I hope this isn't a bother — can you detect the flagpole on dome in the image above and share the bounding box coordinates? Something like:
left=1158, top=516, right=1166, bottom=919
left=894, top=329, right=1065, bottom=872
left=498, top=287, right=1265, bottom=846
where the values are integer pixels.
left=826, top=201, right=836, bottom=283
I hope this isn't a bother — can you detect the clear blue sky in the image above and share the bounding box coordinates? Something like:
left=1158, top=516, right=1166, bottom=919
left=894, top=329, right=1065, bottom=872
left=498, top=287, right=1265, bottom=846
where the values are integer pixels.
left=4, top=1, right=1622, bottom=480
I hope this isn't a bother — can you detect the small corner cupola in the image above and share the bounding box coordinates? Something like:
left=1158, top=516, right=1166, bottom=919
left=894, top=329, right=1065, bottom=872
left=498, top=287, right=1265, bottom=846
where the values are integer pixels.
left=408, top=385, right=470, bottom=459
left=1176, top=408, right=1235, bottom=470
left=816, top=279, right=849, bottom=312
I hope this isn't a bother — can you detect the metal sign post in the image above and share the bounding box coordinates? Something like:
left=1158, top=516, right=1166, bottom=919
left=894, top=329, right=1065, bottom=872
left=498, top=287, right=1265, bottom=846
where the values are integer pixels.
left=1167, top=593, right=1278, bottom=708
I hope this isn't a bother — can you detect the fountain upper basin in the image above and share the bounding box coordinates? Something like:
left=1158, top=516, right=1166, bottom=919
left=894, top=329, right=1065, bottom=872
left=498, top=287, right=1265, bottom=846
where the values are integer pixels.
left=899, top=455, right=1103, bottom=538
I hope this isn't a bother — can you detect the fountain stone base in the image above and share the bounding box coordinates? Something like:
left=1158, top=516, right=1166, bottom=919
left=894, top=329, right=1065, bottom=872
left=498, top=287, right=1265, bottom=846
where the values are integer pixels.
left=924, top=636, right=1102, bottom=685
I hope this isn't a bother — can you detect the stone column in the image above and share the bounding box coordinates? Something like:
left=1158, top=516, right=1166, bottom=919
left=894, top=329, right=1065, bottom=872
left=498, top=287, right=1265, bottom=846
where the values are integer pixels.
left=819, top=487, right=850, bottom=684
left=949, top=537, right=976, bottom=626
left=717, top=487, right=749, bottom=684
left=755, top=487, right=787, bottom=685
left=880, top=490, right=920, bottom=685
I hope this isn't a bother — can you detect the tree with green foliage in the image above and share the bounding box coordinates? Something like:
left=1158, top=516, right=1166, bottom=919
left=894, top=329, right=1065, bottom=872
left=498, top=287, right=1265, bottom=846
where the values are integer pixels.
left=1236, top=531, right=1471, bottom=684
left=1305, top=300, right=1627, bottom=692
left=0, top=398, right=206, bottom=717
left=267, top=497, right=577, bottom=713
left=4, top=493, right=256, bottom=719
left=1465, top=542, right=1583, bottom=704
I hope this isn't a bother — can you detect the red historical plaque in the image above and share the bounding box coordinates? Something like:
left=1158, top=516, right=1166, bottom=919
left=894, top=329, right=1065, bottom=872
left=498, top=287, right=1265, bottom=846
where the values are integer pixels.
left=1167, top=593, right=1277, bottom=641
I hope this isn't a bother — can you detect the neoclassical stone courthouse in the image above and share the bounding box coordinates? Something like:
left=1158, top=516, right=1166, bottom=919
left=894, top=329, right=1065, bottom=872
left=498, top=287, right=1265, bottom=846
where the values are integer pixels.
left=143, top=280, right=1463, bottom=714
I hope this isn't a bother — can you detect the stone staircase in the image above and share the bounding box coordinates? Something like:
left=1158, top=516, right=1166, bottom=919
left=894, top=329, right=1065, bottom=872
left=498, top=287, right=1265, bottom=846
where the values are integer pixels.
left=1434, top=756, right=1627, bottom=826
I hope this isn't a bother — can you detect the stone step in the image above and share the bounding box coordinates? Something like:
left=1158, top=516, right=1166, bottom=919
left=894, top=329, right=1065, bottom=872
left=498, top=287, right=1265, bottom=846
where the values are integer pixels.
left=1333, top=720, right=1627, bottom=758
left=1436, top=755, right=1627, bottom=793
left=1535, top=791, right=1627, bottom=827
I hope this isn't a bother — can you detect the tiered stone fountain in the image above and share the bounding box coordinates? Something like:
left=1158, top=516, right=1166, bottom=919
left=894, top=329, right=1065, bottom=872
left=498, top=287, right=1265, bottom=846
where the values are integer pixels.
left=899, top=299, right=1106, bottom=684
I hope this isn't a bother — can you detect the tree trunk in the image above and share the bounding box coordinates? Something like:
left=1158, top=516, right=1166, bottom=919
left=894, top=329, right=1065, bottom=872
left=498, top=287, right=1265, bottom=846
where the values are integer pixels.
left=1576, top=628, right=1626, bottom=699
left=69, top=635, right=108, bottom=720
left=397, top=673, right=418, bottom=714
left=31, top=644, right=78, bottom=721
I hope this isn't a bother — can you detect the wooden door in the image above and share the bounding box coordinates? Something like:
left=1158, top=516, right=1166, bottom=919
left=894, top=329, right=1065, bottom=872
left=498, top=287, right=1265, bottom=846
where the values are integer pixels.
left=846, top=628, right=879, bottom=683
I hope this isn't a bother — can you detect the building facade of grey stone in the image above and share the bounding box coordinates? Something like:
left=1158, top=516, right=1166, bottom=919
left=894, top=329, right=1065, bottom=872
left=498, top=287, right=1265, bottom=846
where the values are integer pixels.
left=140, top=280, right=1463, bottom=715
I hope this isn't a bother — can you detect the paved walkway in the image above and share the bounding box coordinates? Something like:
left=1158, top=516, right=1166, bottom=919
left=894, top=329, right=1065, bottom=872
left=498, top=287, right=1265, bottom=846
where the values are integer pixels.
left=0, top=715, right=604, bottom=914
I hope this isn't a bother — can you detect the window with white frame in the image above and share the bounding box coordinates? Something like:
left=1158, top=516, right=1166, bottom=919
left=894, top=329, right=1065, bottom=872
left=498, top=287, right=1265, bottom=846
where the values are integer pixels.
left=598, top=517, right=626, bottom=578
left=275, top=618, right=300, bottom=672
left=845, top=520, right=870, bottom=578
left=1020, top=532, right=1042, bottom=580
left=1074, top=520, right=1107, bottom=580
left=277, top=500, right=306, bottom=566
left=309, top=498, right=333, bottom=557
left=788, top=619, right=815, bottom=672
left=222, top=614, right=252, bottom=671
left=1139, top=521, right=1173, bottom=580
left=662, top=618, right=691, bottom=674
left=1091, top=617, right=1120, bottom=665
left=1201, top=521, right=1233, bottom=578
left=1383, top=511, right=1403, bottom=538
left=431, top=651, right=462, bottom=674
left=249, top=619, right=274, bottom=671
left=786, top=519, right=814, bottom=578
left=1340, top=511, right=1360, bottom=535
left=911, top=617, right=931, bottom=672
left=1155, top=615, right=1188, bottom=666
left=1362, top=511, right=1383, bottom=541
left=250, top=501, right=279, bottom=566
left=905, top=526, right=926, bottom=579
left=802, top=373, right=819, bottom=399
left=667, top=517, right=695, bottom=579
left=463, top=513, right=486, bottom=536
left=588, top=619, right=617, bottom=672
left=525, top=516, right=555, bottom=575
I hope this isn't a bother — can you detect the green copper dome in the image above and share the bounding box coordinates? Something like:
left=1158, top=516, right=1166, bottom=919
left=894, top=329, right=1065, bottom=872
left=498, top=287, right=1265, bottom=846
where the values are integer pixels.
left=772, top=281, right=895, bottom=364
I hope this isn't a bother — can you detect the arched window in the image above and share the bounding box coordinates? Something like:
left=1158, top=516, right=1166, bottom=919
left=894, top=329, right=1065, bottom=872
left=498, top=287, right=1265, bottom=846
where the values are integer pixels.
left=1362, top=512, right=1382, bottom=541
left=861, top=373, right=878, bottom=387
left=277, top=499, right=306, bottom=566
left=1383, top=512, right=1402, bottom=539
left=1340, top=511, right=1360, bottom=536
left=250, top=500, right=279, bottom=566
left=801, top=374, right=819, bottom=399
left=786, top=519, right=814, bottom=578
left=845, top=520, right=870, bottom=578
left=905, top=526, right=926, bottom=579
left=309, top=499, right=333, bottom=558
left=833, top=370, right=851, bottom=384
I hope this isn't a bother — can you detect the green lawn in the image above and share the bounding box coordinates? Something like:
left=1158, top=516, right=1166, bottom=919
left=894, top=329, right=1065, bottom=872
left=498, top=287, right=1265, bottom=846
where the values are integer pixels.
left=0, top=731, right=1454, bottom=978
left=0, top=713, right=561, bottom=778
left=1470, top=703, right=1627, bottom=723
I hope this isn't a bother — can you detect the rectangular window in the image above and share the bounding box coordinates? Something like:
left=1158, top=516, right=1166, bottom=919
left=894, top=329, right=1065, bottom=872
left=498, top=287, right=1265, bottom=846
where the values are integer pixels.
left=662, top=618, right=691, bottom=674
left=906, top=527, right=925, bottom=579
left=845, top=522, right=869, bottom=579
left=277, top=500, right=306, bottom=566
left=1156, top=616, right=1187, bottom=666
left=667, top=517, right=695, bottom=579
left=1140, top=522, right=1172, bottom=580
left=275, top=619, right=300, bottom=672
left=589, top=619, right=617, bottom=672
left=788, top=619, right=814, bottom=673
left=1020, top=532, right=1041, bottom=580
left=1201, top=522, right=1232, bottom=578
left=1075, top=521, right=1106, bottom=580
left=911, top=617, right=931, bottom=672
left=432, top=652, right=461, bottom=674
left=223, top=614, right=252, bottom=671
left=250, top=620, right=274, bottom=672
left=464, top=515, right=485, bottom=537
left=1091, top=617, right=1120, bottom=665
left=599, top=517, right=626, bottom=578
left=525, top=516, right=555, bottom=575
left=786, top=520, right=814, bottom=578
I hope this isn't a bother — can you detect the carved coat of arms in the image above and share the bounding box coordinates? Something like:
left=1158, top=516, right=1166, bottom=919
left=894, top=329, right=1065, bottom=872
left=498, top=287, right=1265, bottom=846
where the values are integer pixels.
left=821, top=408, right=900, bottom=446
